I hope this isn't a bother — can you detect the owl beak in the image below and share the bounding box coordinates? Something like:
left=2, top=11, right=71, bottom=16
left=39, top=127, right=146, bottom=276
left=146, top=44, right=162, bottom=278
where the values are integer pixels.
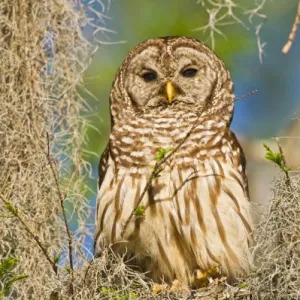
left=166, top=81, right=175, bottom=103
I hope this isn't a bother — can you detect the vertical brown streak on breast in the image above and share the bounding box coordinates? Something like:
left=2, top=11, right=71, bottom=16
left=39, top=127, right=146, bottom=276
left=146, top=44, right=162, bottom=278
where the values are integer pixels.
left=211, top=206, right=239, bottom=266
left=178, top=168, right=184, bottom=184
left=184, top=186, right=191, bottom=225
left=157, top=238, right=173, bottom=277
left=190, top=227, right=197, bottom=250
left=99, top=200, right=111, bottom=234
left=215, top=160, right=225, bottom=178
left=169, top=213, right=192, bottom=262
left=114, top=177, right=125, bottom=212
left=173, top=182, right=183, bottom=223
left=229, top=170, right=244, bottom=194
left=94, top=198, right=113, bottom=251
left=94, top=226, right=102, bottom=251
left=190, top=178, right=206, bottom=235
left=208, top=177, right=218, bottom=207
left=207, top=176, right=239, bottom=266
left=133, top=183, right=141, bottom=206
left=127, top=184, right=143, bottom=241
left=96, top=198, right=100, bottom=218
left=132, top=176, right=136, bottom=188
left=210, top=160, right=221, bottom=197
left=111, top=177, right=125, bottom=243
left=127, top=217, right=143, bottom=241
left=111, top=221, right=118, bottom=243
left=223, top=187, right=252, bottom=234
left=148, top=182, right=156, bottom=217
left=205, top=243, right=220, bottom=265
left=111, top=168, right=118, bottom=189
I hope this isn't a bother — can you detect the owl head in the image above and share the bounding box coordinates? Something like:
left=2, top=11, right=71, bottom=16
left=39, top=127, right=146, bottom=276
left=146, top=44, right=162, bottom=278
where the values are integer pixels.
left=110, top=37, right=234, bottom=127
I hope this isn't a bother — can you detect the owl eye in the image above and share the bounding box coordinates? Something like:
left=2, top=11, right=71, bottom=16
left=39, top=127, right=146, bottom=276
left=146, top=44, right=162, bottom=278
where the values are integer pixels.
left=142, top=71, right=157, bottom=82
left=181, top=68, right=198, bottom=78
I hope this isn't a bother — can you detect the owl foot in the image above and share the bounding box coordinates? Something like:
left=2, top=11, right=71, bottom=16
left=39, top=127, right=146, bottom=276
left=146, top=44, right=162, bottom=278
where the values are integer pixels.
left=152, top=283, right=168, bottom=295
left=193, top=265, right=222, bottom=288
left=152, top=280, right=189, bottom=295
left=170, top=279, right=189, bottom=293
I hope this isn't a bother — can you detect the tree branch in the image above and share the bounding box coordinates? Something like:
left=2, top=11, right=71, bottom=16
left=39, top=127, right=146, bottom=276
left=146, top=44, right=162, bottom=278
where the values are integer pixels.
left=46, top=133, right=74, bottom=297
left=0, top=194, right=58, bottom=275
left=275, top=138, right=291, bottom=186
left=282, top=0, right=300, bottom=54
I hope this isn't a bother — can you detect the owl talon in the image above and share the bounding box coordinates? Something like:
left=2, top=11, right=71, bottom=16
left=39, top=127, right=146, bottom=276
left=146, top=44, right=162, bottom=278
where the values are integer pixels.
left=170, top=279, right=189, bottom=293
left=194, top=265, right=222, bottom=288
left=152, top=280, right=189, bottom=295
left=152, top=283, right=168, bottom=294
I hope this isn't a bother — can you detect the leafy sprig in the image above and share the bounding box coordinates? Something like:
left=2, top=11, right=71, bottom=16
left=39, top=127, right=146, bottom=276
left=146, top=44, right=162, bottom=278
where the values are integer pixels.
left=155, top=147, right=173, bottom=162
left=0, top=258, right=28, bottom=299
left=263, top=140, right=291, bottom=186
left=134, top=205, right=145, bottom=217
left=263, top=143, right=291, bottom=173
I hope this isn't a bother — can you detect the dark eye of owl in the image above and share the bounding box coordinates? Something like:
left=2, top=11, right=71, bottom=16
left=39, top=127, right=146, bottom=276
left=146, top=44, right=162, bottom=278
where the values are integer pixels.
left=142, top=71, right=157, bottom=82
left=181, top=68, right=198, bottom=78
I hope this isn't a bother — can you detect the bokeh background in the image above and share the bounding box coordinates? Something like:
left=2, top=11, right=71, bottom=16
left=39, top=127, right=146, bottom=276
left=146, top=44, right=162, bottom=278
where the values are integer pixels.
left=80, top=0, right=300, bottom=254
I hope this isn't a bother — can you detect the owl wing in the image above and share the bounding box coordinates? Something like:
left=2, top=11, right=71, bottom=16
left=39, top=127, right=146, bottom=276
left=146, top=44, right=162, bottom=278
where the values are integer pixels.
left=227, top=130, right=249, bottom=199
left=98, top=143, right=110, bottom=189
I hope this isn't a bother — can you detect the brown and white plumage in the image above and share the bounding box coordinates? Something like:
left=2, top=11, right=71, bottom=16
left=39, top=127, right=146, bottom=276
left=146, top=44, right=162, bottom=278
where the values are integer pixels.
left=94, top=37, right=253, bottom=286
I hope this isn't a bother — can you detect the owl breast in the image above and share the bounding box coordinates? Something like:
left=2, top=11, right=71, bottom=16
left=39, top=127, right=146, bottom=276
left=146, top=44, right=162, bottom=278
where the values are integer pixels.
left=95, top=110, right=253, bottom=285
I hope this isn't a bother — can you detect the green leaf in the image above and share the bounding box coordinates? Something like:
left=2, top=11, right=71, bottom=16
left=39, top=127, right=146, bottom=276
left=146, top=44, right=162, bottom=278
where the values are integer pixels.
left=0, top=258, right=27, bottom=297
left=0, top=258, right=19, bottom=279
left=99, top=287, right=137, bottom=299
left=65, top=265, right=70, bottom=273
left=3, top=275, right=28, bottom=293
left=127, top=291, right=137, bottom=299
left=240, top=282, right=248, bottom=288
left=263, top=143, right=291, bottom=172
left=53, top=253, right=61, bottom=264
left=155, top=147, right=173, bottom=162
left=4, top=201, right=18, bottom=217
left=118, top=292, right=137, bottom=300
left=283, top=166, right=292, bottom=172
left=134, top=205, right=145, bottom=216
left=100, top=287, right=117, bottom=295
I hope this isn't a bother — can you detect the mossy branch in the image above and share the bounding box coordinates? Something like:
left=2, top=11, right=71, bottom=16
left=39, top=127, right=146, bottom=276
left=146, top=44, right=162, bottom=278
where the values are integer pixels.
left=0, top=258, right=28, bottom=299
left=0, top=194, right=58, bottom=274
left=46, top=133, right=74, bottom=297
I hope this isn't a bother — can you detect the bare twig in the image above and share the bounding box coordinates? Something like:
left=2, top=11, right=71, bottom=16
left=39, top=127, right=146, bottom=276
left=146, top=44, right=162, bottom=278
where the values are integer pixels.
left=0, top=194, right=58, bottom=275
left=276, top=137, right=291, bottom=186
left=245, top=0, right=267, bottom=62
left=282, top=0, right=300, bottom=54
left=46, top=133, right=74, bottom=296
left=235, top=89, right=258, bottom=100
left=120, top=89, right=258, bottom=239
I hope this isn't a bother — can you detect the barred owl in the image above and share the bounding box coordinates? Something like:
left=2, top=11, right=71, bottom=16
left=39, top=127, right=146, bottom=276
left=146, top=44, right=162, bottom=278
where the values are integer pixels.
left=94, top=37, right=253, bottom=286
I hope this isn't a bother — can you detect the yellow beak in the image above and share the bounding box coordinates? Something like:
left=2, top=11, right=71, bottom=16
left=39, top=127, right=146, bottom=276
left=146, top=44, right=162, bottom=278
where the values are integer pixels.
left=166, top=81, right=175, bottom=103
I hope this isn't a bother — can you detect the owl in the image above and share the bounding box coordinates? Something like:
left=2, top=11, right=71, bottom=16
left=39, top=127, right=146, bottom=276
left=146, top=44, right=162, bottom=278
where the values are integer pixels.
left=94, top=37, right=253, bottom=287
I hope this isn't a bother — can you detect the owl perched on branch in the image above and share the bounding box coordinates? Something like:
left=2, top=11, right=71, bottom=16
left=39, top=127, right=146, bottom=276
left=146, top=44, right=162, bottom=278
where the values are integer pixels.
left=94, top=37, right=253, bottom=287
